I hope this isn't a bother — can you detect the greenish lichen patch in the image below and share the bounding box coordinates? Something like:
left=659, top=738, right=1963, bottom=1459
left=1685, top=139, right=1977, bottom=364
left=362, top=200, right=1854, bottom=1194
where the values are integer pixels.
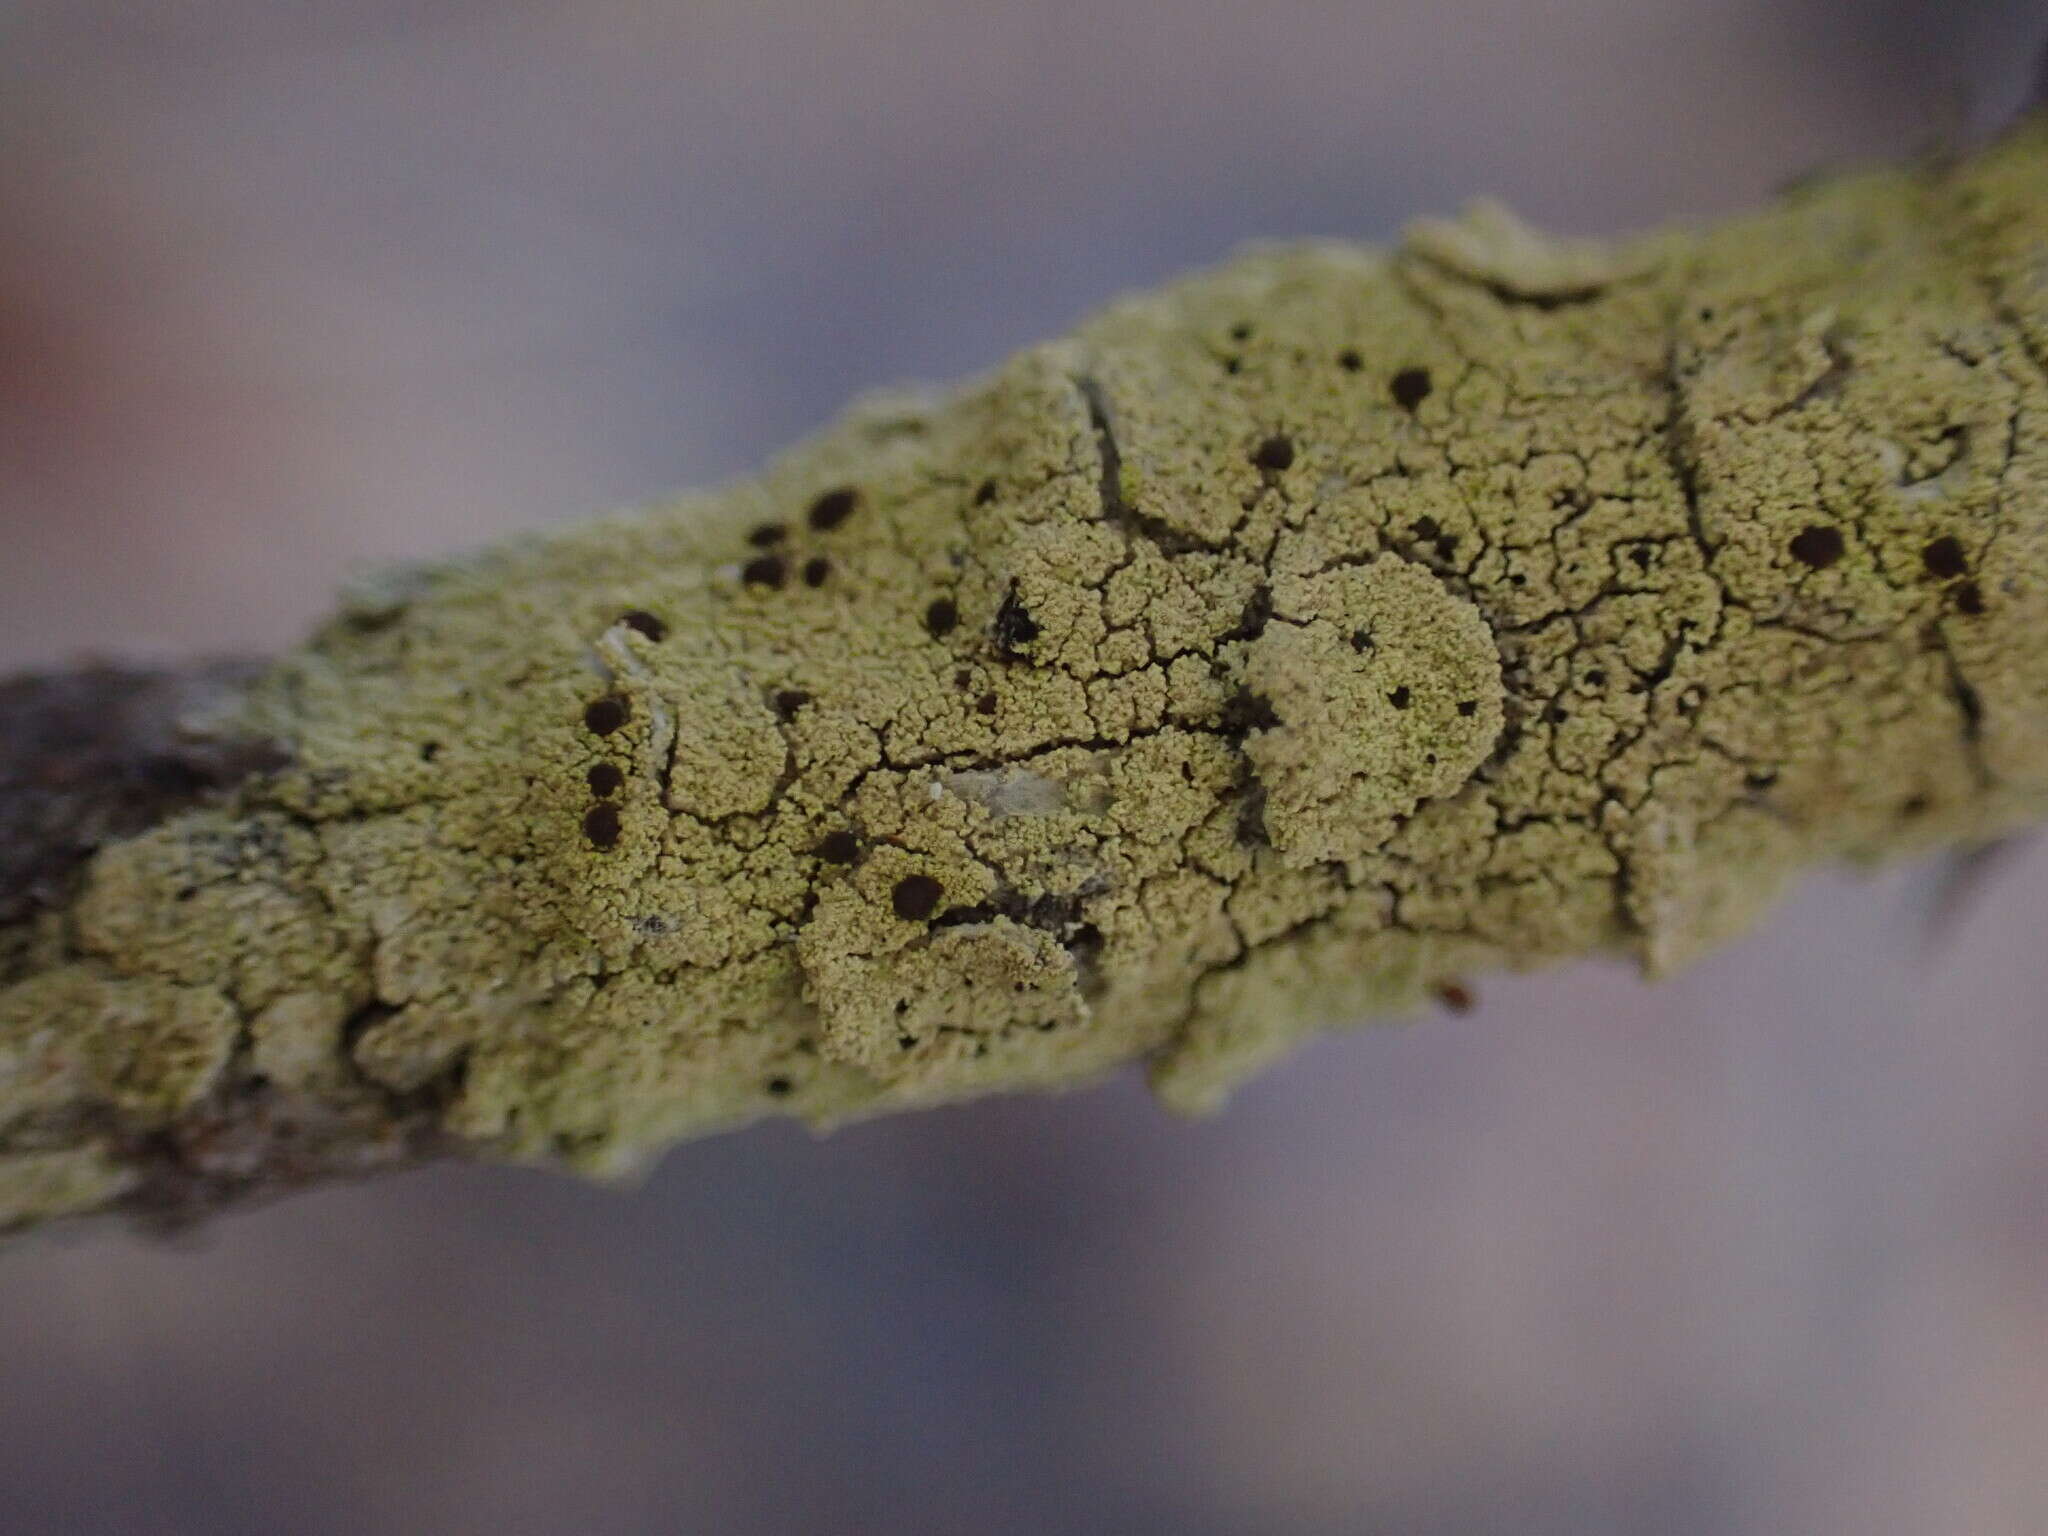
left=4, top=119, right=2047, bottom=1226
left=1244, top=556, right=1504, bottom=867
left=0, top=1146, right=137, bottom=1227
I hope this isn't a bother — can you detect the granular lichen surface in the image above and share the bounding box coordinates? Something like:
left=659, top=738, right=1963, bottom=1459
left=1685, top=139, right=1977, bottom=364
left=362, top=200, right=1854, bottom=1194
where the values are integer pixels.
left=3, top=123, right=2044, bottom=1226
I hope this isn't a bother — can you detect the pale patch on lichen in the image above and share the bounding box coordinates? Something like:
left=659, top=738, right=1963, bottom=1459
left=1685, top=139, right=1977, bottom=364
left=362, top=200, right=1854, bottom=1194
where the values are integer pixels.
left=940, top=766, right=1070, bottom=817
left=0, top=1146, right=136, bottom=1227
left=1402, top=197, right=1659, bottom=300
left=3, top=119, right=2046, bottom=1223
left=1244, top=556, right=1504, bottom=867
left=249, top=990, right=353, bottom=1091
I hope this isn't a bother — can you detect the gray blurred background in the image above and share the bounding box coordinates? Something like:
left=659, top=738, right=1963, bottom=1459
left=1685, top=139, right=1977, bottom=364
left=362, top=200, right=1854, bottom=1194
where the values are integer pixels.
left=4, top=3, right=2047, bottom=1532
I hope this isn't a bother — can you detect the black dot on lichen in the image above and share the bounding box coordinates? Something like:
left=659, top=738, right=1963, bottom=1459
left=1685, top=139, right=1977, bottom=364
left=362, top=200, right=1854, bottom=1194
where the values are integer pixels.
left=1411, top=517, right=1440, bottom=541
left=1788, top=524, right=1844, bottom=569
left=1230, top=585, right=1273, bottom=642
left=765, top=1076, right=793, bottom=1097
left=1350, top=628, right=1374, bottom=653
left=419, top=741, right=441, bottom=762
left=1251, top=435, right=1295, bottom=472
left=1954, top=580, right=1986, bottom=616
left=925, top=597, right=960, bottom=637
left=802, top=556, right=831, bottom=588
left=620, top=609, right=667, bottom=641
left=583, top=802, right=622, bottom=850
left=1228, top=322, right=1252, bottom=341
left=892, top=874, right=945, bottom=922
left=1223, top=357, right=1242, bottom=375
left=1388, top=686, right=1412, bottom=709
left=814, top=830, right=860, bottom=865
left=747, top=522, right=788, bottom=548
left=975, top=692, right=998, bottom=716
left=1236, top=786, right=1270, bottom=847
left=1434, top=535, right=1458, bottom=561
left=974, top=479, right=997, bottom=506
left=1457, top=699, right=1477, bottom=717
left=1223, top=689, right=1281, bottom=737
left=1585, top=669, right=1606, bottom=687
left=808, top=486, right=859, bottom=531
left=772, top=689, right=812, bottom=722
left=584, top=696, right=629, bottom=735
left=1922, top=536, right=1968, bottom=580
left=1390, top=367, right=1432, bottom=411
left=1337, top=348, right=1363, bottom=372
left=741, top=553, right=787, bottom=589
left=993, top=586, right=1040, bottom=658
left=587, top=762, right=625, bottom=797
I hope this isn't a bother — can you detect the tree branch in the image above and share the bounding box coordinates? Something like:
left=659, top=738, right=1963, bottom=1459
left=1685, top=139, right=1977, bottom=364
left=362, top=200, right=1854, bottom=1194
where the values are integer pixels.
left=5, top=117, right=2046, bottom=1235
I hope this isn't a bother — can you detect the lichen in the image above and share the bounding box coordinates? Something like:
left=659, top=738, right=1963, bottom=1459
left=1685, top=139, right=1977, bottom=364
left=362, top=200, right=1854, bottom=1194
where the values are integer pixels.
left=4, top=119, right=2046, bottom=1222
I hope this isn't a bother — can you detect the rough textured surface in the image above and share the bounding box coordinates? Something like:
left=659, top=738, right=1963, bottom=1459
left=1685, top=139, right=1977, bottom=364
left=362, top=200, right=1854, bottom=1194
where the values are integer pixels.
left=4, top=119, right=2045, bottom=1231
left=0, top=664, right=278, bottom=930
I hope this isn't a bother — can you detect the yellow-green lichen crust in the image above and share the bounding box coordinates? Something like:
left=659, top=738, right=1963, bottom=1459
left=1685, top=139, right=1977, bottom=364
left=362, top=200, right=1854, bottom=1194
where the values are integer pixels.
left=3, top=120, right=2045, bottom=1199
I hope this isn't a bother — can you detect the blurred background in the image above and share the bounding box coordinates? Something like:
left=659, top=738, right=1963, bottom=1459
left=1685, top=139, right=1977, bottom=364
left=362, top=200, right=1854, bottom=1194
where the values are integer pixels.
left=3, top=2, right=2047, bottom=1531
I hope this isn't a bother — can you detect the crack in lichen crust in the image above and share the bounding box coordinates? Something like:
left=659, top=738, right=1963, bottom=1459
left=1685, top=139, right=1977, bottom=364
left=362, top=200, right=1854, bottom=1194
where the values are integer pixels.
left=4, top=120, right=2047, bottom=1223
